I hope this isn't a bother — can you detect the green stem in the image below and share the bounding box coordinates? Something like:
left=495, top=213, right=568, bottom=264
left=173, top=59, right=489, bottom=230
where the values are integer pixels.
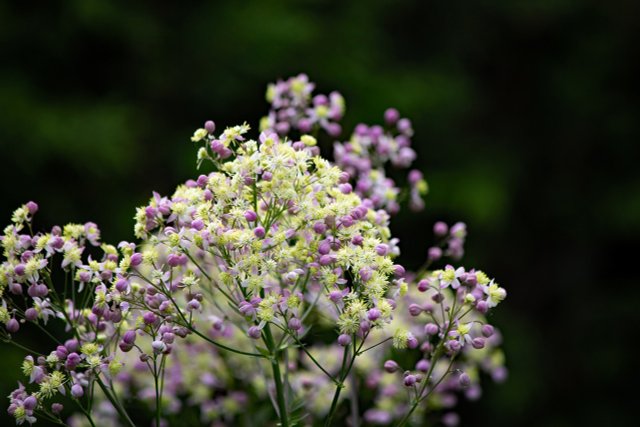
left=95, top=377, right=136, bottom=427
left=263, top=324, right=289, bottom=427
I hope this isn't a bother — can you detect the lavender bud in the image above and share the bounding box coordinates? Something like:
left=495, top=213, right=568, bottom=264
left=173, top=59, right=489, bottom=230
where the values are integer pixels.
left=384, top=108, right=400, bottom=125
left=471, top=337, right=486, bottom=349
left=288, top=318, right=302, bottom=331
left=337, top=334, right=351, bottom=347
left=417, top=279, right=430, bottom=292
left=244, top=210, right=258, bottom=222
left=428, top=246, right=442, bottom=261
left=416, top=359, right=430, bottom=372
left=248, top=326, right=261, bottom=339
left=476, top=300, right=489, bottom=314
left=25, top=308, right=38, bottom=321
left=123, top=330, right=137, bottom=345
left=367, top=308, right=381, bottom=321
left=51, top=403, right=63, bottom=414
left=6, top=318, right=19, bottom=333
left=481, top=324, right=495, bottom=338
left=23, top=396, right=37, bottom=411
left=408, top=304, right=423, bottom=317
left=404, top=374, right=417, bottom=387
left=71, top=384, right=84, bottom=398
left=393, top=264, right=406, bottom=278
left=433, top=221, right=448, bottom=237
left=383, top=360, right=399, bottom=373
left=253, top=226, right=265, bottom=238
left=458, top=372, right=471, bottom=388
left=130, top=252, right=143, bottom=266
left=204, top=120, right=216, bottom=134
left=143, top=312, right=157, bottom=325
left=424, top=323, right=439, bottom=336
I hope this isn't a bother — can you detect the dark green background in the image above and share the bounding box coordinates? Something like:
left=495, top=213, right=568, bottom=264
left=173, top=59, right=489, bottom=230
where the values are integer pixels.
left=1, top=1, right=637, bottom=426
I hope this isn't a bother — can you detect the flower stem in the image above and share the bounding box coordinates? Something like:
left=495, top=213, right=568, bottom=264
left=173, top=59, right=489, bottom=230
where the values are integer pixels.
left=263, top=323, right=289, bottom=427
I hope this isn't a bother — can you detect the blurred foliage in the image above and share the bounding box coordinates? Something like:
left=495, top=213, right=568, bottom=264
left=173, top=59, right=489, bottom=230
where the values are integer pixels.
left=1, top=0, right=638, bottom=426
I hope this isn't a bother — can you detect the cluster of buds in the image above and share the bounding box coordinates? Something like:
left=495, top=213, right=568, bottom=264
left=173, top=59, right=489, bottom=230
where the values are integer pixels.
left=1, top=75, right=506, bottom=427
left=334, top=108, right=427, bottom=214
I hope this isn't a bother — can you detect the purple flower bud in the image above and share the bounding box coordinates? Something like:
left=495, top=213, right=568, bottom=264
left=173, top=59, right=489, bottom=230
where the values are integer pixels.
left=417, top=279, right=430, bottom=292
left=152, top=340, right=167, bottom=354
left=481, top=324, right=495, bottom=338
left=328, top=290, right=344, bottom=303
left=25, top=308, right=38, bottom=321
left=404, top=374, right=417, bottom=387
left=338, top=183, right=353, bottom=194
left=65, top=339, right=79, bottom=352
left=14, top=264, right=25, bottom=276
left=375, top=244, right=389, bottom=256
left=442, top=412, right=460, bottom=427
left=115, top=279, right=129, bottom=293
left=318, top=241, right=331, bottom=255
left=248, top=326, right=262, bottom=339
left=319, top=254, right=336, bottom=266
left=313, top=222, right=326, bottom=234
left=407, top=333, right=418, bottom=349
left=408, top=169, right=423, bottom=185
left=337, top=334, right=351, bottom=347
left=55, top=345, right=68, bottom=359
left=143, top=312, right=157, bottom=325
left=459, top=372, right=471, bottom=388
left=424, top=323, right=439, bottom=336
left=298, top=118, right=313, bottom=132
left=23, top=396, right=37, bottom=411
left=433, top=221, right=448, bottom=237
left=408, top=304, right=423, bottom=317
left=130, top=252, right=143, bottom=266
left=253, top=226, right=265, bottom=238
left=476, top=300, right=489, bottom=314
left=118, top=342, right=133, bottom=353
left=204, top=120, right=216, bottom=134
left=367, top=308, right=381, bottom=321
left=71, top=384, right=84, bottom=398
left=288, top=318, right=302, bottom=331
left=464, top=273, right=477, bottom=286
left=244, top=210, right=258, bottom=222
left=397, top=118, right=412, bottom=134
left=187, top=299, right=201, bottom=311
left=51, top=403, right=63, bottom=414
left=393, top=265, right=405, bottom=278
left=326, top=122, right=342, bottom=137
left=122, top=330, right=137, bottom=345
left=428, top=246, right=442, bottom=261
left=384, top=108, right=400, bottom=125
left=416, top=359, right=430, bottom=372
left=6, top=318, right=19, bottom=333
left=196, top=174, right=208, bottom=188
left=383, top=360, right=399, bottom=373
left=238, top=301, right=255, bottom=316
left=191, top=219, right=204, bottom=230
left=351, top=234, right=364, bottom=246
left=448, top=340, right=461, bottom=352
left=26, top=201, right=39, bottom=215
left=432, top=292, right=444, bottom=303
left=471, top=337, right=486, bottom=349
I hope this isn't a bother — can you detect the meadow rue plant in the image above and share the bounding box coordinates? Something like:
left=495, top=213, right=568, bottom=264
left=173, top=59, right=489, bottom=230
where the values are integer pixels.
left=1, top=74, right=507, bottom=427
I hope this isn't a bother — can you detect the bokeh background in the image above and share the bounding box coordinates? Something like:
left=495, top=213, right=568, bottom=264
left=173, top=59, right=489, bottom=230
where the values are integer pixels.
left=1, top=0, right=638, bottom=426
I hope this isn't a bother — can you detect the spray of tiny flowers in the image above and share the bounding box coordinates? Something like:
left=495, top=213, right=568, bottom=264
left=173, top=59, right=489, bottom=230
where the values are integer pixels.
left=1, top=74, right=507, bottom=427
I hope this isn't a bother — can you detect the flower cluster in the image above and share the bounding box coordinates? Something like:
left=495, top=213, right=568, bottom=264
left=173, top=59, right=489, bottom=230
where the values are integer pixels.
left=334, top=109, right=427, bottom=214
left=1, top=75, right=507, bottom=427
left=261, top=73, right=345, bottom=137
